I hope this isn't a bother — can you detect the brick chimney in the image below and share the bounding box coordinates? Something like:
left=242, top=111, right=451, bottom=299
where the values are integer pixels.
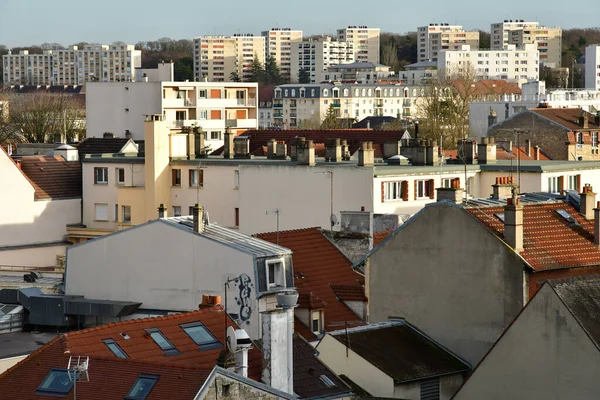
left=492, top=177, right=514, bottom=200
left=524, top=139, right=531, bottom=157
left=580, top=184, right=596, bottom=220
left=297, top=139, right=315, bottom=166
left=358, top=141, right=374, bottom=167
left=233, top=136, right=252, bottom=159
left=223, top=127, right=234, bottom=159
left=157, top=203, right=166, bottom=218
left=533, top=145, right=540, bottom=160
left=192, top=203, right=204, bottom=233
left=504, top=191, right=524, bottom=253
left=199, top=294, right=221, bottom=307
left=436, top=178, right=463, bottom=204
left=478, top=137, right=497, bottom=164
left=579, top=112, right=589, bottom=129
left=595, top=201, right=600, bottom=248
left=325, top=138, right=342, bottom=162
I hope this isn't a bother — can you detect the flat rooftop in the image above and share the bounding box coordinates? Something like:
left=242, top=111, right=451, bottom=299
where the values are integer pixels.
left=0, top=331, right=57, bottom=359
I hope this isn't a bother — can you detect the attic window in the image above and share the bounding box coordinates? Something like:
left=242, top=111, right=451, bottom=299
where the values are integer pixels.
left=320, top=375, right=337, bottom=388
left=126, top=374, right=159, bottom=400
left=36, top=368, right=73, bottom=396
left=180, top=322, right=221, bottom=350
left=103, top=339, right=128, bottom=358
left=145, top=328, right=180, bottom=356
left=266, top=259, right=285, bottom=288
left=494, top=213, right=505, bottom=222
left=556, top=209, right=576, bottom=224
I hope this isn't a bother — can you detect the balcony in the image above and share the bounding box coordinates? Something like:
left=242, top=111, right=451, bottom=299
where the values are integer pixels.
left=273, top=103, right=283, bottom=108
left=331, top=102, right=341, bottom=108
left=195, top=98, right=257, bottom=108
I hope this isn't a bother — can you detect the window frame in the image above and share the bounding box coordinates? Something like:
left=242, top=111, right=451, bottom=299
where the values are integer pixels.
left=180, top=322, right=222, bottom=350
left=36, top=368, right=74, bottom=396
left=548, top=176, right=560, bottom=193
left=172, top=206, right=182, bottom=217
left=116, top=167, right=125, bottom=185
left=125, top=374, right=159, bottom=400
left=172, top=169, right=181, bottom=186
left=415, top=180, right=432, bottom=199
left=311, top=310, right=322, bottom=334
left=94, top=167, right=108, bottom=184
left=145, top=328, right=180, bottom=355
left=94, top=203, right=109, bottom=222
left=189, top=169, right=204, bottom=188
left=103, top=338, right=128, bottom=358
left=266, top=258, right=286, bottom=288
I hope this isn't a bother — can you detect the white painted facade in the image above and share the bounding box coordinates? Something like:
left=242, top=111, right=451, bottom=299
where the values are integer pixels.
left=417, top=24, right=480, bottom=62
left=85, top=81, right=258, bottom=147
left=290, top=37, right=354, bottom=84
left=585, top=44, right=600, bottom=90
left=337, top=26, right=380, bottom=64
left=437, top=44, right=539, bottom=84
left=491, top=21, right=562, bottom=67
left=0, top=150, right=81, bottom=267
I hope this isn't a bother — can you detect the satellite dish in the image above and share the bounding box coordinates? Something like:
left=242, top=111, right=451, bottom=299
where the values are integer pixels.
left=330, top=214, right=338, bottom=227
left=227, top=326, right=238, bottom=353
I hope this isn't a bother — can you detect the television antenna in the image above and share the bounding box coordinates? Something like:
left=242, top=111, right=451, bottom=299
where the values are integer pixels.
left=67, top=356, right=90, bottom=400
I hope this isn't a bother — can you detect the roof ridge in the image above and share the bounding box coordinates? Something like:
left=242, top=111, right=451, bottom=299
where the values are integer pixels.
left=253, top=226, right=321, bottom=237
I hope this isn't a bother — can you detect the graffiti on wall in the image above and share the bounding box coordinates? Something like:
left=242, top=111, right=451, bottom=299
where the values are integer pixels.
left=234, top=274, right=253, bottom=325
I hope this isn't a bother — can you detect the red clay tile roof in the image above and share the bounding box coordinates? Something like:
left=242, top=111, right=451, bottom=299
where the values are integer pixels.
left=298, top=292, right=327, bottom=309
left=444, top=146, right=551, bottom=161
left=18, top=156, right=82, bottom=200
left=330, top=285, right=367, bottom=302
left=293, top=334, right=352, bottom=399
left=0, top=336, right=211, bottom=400
left=373, top=230, right=393, bottom=247
left=13, top=306, right=262, bottom=383
left=450, top=79, right=521, bottom=97
left=467, top=202, right=600, bottom=271
left=531, top=108, right=600, bottom=131
left=254, top=228, right=366, bottom=334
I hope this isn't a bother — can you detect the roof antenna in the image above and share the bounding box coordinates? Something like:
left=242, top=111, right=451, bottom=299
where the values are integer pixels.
left=67, top=356, right=90, bottom=400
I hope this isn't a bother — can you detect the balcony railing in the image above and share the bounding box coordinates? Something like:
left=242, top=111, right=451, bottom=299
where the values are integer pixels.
left=331, top=102, right=341, bottom=108
left=226, top=119, right=237, bottom=127
left=273, top=103, right=283, bottom=108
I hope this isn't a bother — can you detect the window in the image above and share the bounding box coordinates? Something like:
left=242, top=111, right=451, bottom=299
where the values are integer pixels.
left=593, top=132, right=598, bottom=148
left=311, top=310, right=322, bottom=333
left=94, top=167, right=108, bottom=184
left=103, top=339, right=128, bottom=358
left=198, top=89, right=207, bottom=98
left=266, top=259, right=285, bottom=288
left=210, top=131, right=221, bottom=140
left=548, top=176, right=561, bottom=193
left=172, top=206, right=181, bottom=217
left=181, top=322, right=221, bottom=349
left=234, top=207, right=239, bottom=227
left=122, top=205, right=131, bottom=223
left=126, top=374, right=158, bottom=400
left=172, top=169, right=181, bottom=186
left=383, top=181, right=409, bottom=202
left=37, top=369, right=73, bottom=396
left=320, top=375, right=337, bottom=388
left=567, top=175, right=580, bottom=191
left=116, top=168, right=125, bottom=185
left=234, top=170, right=240, bottom=189
left=577, top=132, right=584, bottom=148
left=415, top=180, right=434, bottom=199
left=95, top=203, right=109, bottom=221
left=189, top=169, right=203, bottom=187
left=114, top=204, right=119, bottom=221
left=146, top=329, right=179, bottom=355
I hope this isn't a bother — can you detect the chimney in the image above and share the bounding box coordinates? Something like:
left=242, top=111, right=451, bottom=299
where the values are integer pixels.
left=504, top=191, right=524, bottom=253
left=358, top=141, right=374, bottom=167
left=488, top=109, right=498, bottom=127
left=325, top=138, right=342, bottom=162
left=524, top=139, right=531, bottom=157
left=192, top=203, right=204, bottom=233
left=157, top=203, right=166, bottom=218
left=533, top=145, right=540, bottom=160
left=580, top=184, right=596, bottom=220
left=382, top=140, right=401, bottom=159
left=436, top=178, right=463, bottom=204
left=229, top=328, right=252, bottom=378
left=199, top=294, right=222, bottom=307
left=103, top=132, right=115, bottom=139
left=297, top=138, right=315, bottom=166
left=267, top=138, right=277, bottom=157
left=186, top=131, right=195, bottom=160
left=290, top=137, right=305, bottom=161
left=458, top=140, right=476, bottom=164
left=233, top=136, right=252, bottom=159
left=492, top=177, right=514, bottom=200
left=340, top=140, right=350, bottom=160
left=579, top=112, right=589, bottom=129
left=595, top=201, right=600, bottom=248
left=478, top=137, right=497, bottom=164
left=125, top=130, right=132, bottom=139
left=223, top=127, right=234, bottom=159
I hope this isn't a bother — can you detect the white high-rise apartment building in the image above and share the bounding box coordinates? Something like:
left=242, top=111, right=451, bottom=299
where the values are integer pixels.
left=417, top=23, right=480, bottom=62
left=193, top=35, right=265, bottom=83
left=290, top=37, right=354, bottom=83
left=491, top=20, right=562, bottom=67
left=336, top=26, right=380, bottom=63
left=2, top=44, right=141, bottom=85
left=585, top=45, right=600, bottom=90
left=261, top=28, right=303, bottom=80
left=437, top=44, right=539, bottom=84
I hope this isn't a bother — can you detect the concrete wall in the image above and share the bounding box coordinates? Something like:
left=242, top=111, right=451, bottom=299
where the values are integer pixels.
left=238, top=165, right=374, bottom=234
left=65, top=220, right=264, bottom=339
left=454, top=285, right=600, bottom=400
left=367, top=204, right=525, bottom=366
left=200, top=375, right=287, bottom=400
left=317, top=333, right=395, bottom=398
left=0, top=355, right=27, bottom=374
left=392, top=377, right=462, bottom=400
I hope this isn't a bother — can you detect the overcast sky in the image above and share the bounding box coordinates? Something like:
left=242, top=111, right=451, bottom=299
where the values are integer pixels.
left=1, top=0, right=597, bottom=47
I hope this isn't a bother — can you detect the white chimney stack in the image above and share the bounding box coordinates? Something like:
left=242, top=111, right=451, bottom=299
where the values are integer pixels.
left=503, top=190, right=524, bottom=253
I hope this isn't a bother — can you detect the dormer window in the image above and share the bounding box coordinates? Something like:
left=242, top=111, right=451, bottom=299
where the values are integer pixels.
left=311, top=310, right=323, bottom=334
left=266, top=259, right=285, bottom=288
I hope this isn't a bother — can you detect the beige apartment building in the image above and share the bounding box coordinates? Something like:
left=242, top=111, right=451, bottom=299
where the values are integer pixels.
left=337, top=26, right=380, bottom=63
left=290, top=36, right=354, bottom=83
left=261, top=28, right=303, bottom=80
left=2, top=44, right=141, bottom=85
left=193, top=35, right=265, bottom=82
left=491, top=20, right=562, bottom=66
left=417, top=23, right=480, bottom=62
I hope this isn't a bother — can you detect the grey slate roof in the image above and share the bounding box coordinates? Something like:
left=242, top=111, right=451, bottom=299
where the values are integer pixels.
left=162, top=217, right=291, bottom=257
left=549, top=275, right=600, bottom=348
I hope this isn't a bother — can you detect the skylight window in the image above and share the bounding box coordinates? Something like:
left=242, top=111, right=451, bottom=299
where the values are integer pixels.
left=556, top=209, right=576, bottom=224
left=145, top=329, right=180, bottom=355
left=37, top=368, right=73, bottom=395
left=320, top=375, right=338, bottom=388
left=181, top=322, right=221, bottom=350
left=126, top=374, right=159, bottom=400
left=494, top=213, right=505, bottom=222
left=103, top=339, right=128, bottom=359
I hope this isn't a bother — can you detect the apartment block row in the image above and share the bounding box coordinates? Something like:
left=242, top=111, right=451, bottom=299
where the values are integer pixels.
left=2, top=44, right=141, bottom=86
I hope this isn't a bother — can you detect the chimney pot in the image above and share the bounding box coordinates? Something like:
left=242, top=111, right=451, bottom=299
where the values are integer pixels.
left=158, top=203, right=166, bottom=218
left=193, top=204, right=204, bottom=233
left=533, top=146, right=540, bottom=160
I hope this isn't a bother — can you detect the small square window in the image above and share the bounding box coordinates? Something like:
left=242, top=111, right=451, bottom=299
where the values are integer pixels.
left=37, top=368, right=73, bottom=395
left=181, top=322, right=221, bottom=350
left=266, top=259, right=285, bottom=288
left=126, top=374, right=159, bottom=400
left=103, top=339, right=128, bottom=358
left=94, top=167, right=108, bottom=184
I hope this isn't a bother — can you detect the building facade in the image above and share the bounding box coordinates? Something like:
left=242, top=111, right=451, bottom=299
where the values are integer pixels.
left=336, top=26, right=380, bottom=64
left=417, top=24, right=480, bottom=62
left=193, top=35, right=265, bottom=82
left=491, top=20, right=562, bottom=67
left=290, top=37, right=354, bottom=84
left=585, top=44, right=600, bottom=90
left=85, top=80, right=258, bottom=146
left=323, top=62, right=394, bottom=84
left=261, top=28, right=303, bottom=80
left=437, top=44, right=539, bottom=84
left=2, top=44, right=141, bottom=86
